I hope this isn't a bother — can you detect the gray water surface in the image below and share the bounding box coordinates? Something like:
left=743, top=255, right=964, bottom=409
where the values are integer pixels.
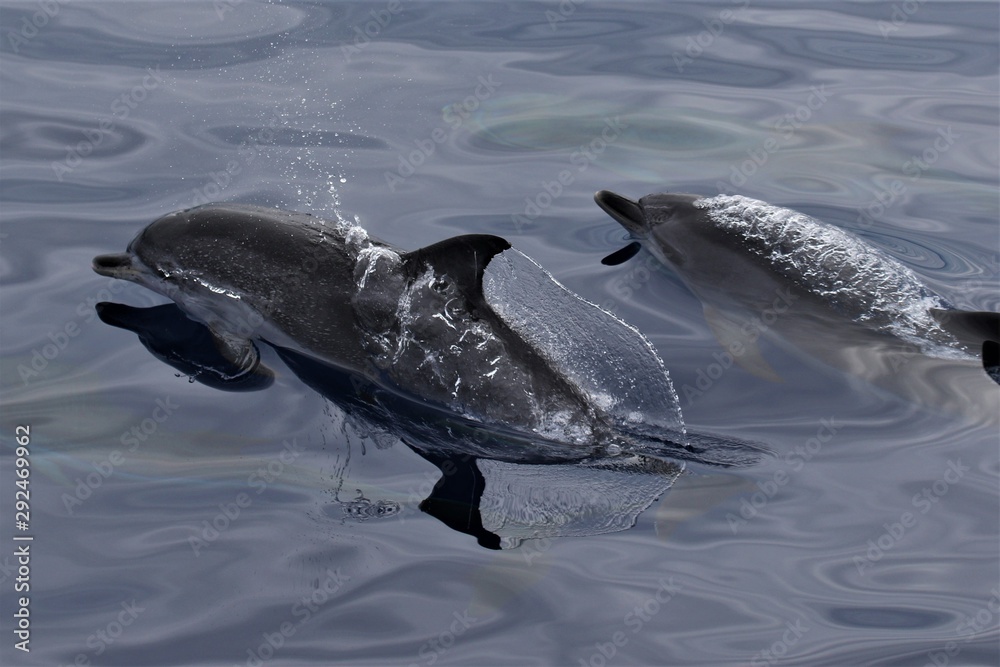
left=1, top=2, right=998, bottom=666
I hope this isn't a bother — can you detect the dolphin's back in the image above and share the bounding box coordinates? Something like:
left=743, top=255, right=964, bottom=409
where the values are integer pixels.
left=693, top=195, right=957, bottom=353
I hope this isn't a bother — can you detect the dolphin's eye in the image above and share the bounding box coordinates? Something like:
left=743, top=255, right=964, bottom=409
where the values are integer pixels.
left=431, top=278, right=450, bottom=294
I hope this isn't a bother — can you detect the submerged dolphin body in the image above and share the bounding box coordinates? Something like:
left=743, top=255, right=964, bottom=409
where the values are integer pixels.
left=595, top=190, right=1000, bottom=420
left=93, top=203, right=759, bottom=465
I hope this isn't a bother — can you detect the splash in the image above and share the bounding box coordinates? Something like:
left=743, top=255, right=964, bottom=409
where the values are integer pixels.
left=482, top=248, right=686, bottom=435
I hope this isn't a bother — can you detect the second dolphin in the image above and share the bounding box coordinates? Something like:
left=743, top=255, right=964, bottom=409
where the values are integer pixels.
left=595, top=190, right=1000, bottom=420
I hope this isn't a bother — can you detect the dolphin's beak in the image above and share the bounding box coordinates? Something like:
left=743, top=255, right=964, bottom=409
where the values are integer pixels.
left=92, top=253, right=135, bottom=279
left=594, top=191, right=647, bottom=236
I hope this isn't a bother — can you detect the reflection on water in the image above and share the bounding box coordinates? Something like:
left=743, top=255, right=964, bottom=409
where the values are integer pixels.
left=1, top=2, right=997, bottom=666
left=92, top=285, right=728, bottom=549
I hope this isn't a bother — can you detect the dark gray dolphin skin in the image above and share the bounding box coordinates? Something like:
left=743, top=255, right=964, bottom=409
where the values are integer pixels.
left=94, top=203, right=758, bottom=464
left=595, top=190, right=1000, bottom=421
left=93, top=205, right=585, bottom=442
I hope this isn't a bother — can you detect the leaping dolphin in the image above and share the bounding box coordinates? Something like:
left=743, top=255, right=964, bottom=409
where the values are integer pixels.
left=595, top=190, right=1000, bottom=421
left=95, top=299, right=691, bottom=549
left=93, top=203, right=761, bottom=465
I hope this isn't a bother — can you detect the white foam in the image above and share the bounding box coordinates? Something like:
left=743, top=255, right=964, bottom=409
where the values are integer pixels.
left=356, top=245, right=401, bottom=289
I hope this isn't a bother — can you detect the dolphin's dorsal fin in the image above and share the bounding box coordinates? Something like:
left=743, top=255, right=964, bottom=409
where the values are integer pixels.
left=601, top=241, right=642, bottom=266
left=403, top=234, right=511, bottom=293
left=594, top=191, right=644, bottom=230
left=702, top=304, right=783, bottom=382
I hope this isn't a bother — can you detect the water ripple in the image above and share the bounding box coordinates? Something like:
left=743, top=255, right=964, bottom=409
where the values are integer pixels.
left=2, top=2, right=998, bottom=666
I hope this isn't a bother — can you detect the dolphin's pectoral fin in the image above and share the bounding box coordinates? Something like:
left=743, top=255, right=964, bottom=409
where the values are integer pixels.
left=601, top=241, right=643, bottom=266
left=211, top=331, right=264, bottom=379
left=702, top=305, right=782, bottom=382
left=188, top=331, right=273, bottom=390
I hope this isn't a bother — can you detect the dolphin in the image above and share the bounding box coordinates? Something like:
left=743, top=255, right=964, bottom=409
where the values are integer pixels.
left=93, top=203, right=761, bottom=465
left=595, top=190, right=1000, bottom=421
left=95, top=299, right=692, bottom=549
